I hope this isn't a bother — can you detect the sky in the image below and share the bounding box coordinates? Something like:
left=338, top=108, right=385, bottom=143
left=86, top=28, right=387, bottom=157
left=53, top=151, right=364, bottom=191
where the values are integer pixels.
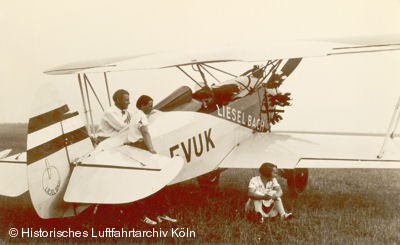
left=0, top=0, right=399, bottom=133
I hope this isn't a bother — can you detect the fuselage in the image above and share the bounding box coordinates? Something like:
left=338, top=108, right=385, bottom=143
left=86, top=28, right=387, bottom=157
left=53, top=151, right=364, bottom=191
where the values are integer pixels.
left=149, top=87, right=270, bottom=184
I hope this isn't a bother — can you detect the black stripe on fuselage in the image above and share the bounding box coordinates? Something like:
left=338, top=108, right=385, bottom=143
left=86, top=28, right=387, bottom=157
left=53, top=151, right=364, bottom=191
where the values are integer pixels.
left=0, top=160, right=26, bottom=164
left=27, top=126, right=88, bottom=164
left=28, top=105, right=69, bottom=134
left=76, top=163, right=161, bottom=171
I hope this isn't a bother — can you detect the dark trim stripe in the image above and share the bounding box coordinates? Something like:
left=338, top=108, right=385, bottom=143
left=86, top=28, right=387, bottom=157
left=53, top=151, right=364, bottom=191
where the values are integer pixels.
left=328, top=47, right=400, bottom=56
left=0, top=160, right=26, bottom=164
left=332, top=43, right=400, bottom=50
left=28, top=105, right=69, bottom=134
left=273, top=130, right=387, bottom=137
left=77, top=163, right=161, bottom=172
left=62, top=111, right=79, bottom=121
left=27, top=126, right=89, bottom=164
left=300, top=157, right=400, bottom=163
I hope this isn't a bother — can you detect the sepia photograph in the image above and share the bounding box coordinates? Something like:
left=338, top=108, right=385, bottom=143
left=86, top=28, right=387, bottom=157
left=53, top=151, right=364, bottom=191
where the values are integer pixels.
left=0, top=0, right=399, bottom=244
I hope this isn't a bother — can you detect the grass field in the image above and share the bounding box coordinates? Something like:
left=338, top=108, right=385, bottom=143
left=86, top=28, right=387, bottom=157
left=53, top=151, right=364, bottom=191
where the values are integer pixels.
left=0, top=124, right=399, bottom=244
left=0, top=123, right=27, bottom=154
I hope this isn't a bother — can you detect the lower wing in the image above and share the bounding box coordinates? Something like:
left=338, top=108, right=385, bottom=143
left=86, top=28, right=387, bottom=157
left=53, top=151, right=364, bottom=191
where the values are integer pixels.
left=219, top=131, right=400, bottom=169
left=64, top=145, right=184, bottom=204
left=0, top=152, right=28, bottom=197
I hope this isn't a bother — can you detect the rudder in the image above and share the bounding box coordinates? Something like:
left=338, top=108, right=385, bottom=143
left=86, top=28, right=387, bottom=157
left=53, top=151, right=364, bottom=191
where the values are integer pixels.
left=27, top=102, right=94, bottom=219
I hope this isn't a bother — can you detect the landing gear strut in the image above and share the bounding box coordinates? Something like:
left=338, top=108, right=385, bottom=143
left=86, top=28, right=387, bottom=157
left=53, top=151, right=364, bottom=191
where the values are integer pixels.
left=282, top=168, right=309, bottom=197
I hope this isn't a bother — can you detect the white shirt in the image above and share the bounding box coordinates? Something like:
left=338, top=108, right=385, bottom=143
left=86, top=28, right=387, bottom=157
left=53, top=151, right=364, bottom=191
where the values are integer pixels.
left=248, top=176, right=280, bottom=196
left=127, top=109, right=149, bottom=143
left=97, top=105, right=131, bottom=138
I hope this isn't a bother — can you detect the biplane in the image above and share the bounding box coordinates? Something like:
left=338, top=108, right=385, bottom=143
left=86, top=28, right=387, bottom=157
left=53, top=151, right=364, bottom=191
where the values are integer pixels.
left=1, top=38, right=400, bottom=219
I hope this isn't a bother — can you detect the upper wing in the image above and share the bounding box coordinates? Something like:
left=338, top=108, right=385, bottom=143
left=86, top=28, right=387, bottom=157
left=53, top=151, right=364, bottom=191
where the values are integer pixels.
left=64, top=145, right=184, bottom=204
left=44, top=38, right=400, bottom=75
left=315, top=34, right=400, bottom=46
left=42, top=54, right=156, bottom=75
left=219, top=132, right=400, bottom=169
left=0, top=152, right=28, bottom=197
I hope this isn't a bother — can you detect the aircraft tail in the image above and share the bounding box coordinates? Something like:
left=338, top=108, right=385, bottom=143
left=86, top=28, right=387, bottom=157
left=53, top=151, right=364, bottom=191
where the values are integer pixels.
left=27, top=100, right=94, bottom=219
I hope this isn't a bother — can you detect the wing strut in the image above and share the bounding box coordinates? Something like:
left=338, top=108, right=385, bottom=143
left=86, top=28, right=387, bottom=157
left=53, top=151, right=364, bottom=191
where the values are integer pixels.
left=177, top=66, right=203, bottom=88
left=196, top=64, right=209, bottom=88
left=199, top=64, right=221, bottom=83
left=378, top=97, right=400, bottom=159
left=104, top=72, right=112, bottom=107
left=202, top=63, right=237, bottom=78
left=83, top=74, right=105, bottom=112
left=78, top=74, right=91, bottom=135
left=83, top=74, right=96, bottom=137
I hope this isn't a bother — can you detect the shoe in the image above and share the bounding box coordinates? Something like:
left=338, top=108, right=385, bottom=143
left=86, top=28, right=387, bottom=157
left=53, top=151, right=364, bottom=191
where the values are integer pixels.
left=157, top=215, right=177, bottom=223
left=281, top=213, right=294, bottom=221
left=142, top=216, right=157, bottom=225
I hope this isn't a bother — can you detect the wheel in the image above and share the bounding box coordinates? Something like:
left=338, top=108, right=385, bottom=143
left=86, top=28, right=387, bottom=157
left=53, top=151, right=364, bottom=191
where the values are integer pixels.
left=197, top=170, right=222, bottom=192
left=286, top=168, right=309, bottom=196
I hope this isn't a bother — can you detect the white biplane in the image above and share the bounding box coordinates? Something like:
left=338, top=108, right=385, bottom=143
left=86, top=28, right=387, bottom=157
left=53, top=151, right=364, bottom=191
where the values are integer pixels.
left=1, top=38, right=400, bottom=219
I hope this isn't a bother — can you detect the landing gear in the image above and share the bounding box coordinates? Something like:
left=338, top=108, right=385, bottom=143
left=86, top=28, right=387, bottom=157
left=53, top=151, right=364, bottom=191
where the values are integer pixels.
left=282, top=168, right=309, bottom=197
left=197, top=169, right=224, bottom=192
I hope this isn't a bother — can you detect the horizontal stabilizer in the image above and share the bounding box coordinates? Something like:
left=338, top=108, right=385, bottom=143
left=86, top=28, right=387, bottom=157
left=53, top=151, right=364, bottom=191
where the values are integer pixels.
left=219, top=132, right=400, bottom=169
left=0, top=152, right=28, bottom=197
left=64, top=146, right=184, bottom=204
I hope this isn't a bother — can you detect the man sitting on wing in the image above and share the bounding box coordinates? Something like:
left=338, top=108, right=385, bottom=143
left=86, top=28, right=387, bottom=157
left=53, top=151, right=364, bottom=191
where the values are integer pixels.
left=245, top=162, right=293, bottom=223
left=96, top=89, right=131, bottom=143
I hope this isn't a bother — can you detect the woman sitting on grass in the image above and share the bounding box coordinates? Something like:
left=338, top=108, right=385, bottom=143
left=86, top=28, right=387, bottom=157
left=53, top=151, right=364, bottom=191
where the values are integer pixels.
left=245, top=162, right=293, bottom=223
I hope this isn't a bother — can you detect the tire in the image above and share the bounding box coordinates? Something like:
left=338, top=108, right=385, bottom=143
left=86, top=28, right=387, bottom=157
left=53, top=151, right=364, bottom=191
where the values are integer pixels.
left=197, top=170, right=222, bottom=192
left=286, top=168, right=309, bottom=197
